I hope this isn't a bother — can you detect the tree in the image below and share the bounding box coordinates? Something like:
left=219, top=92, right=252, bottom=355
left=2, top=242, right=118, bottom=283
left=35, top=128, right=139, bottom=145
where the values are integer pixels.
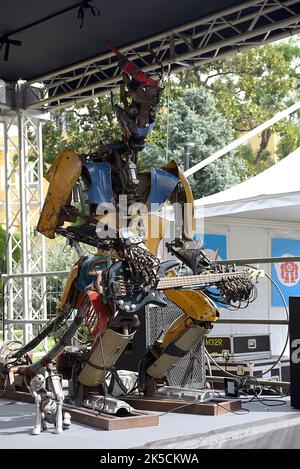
left=276, top=116, right=300, bottom=160
left=140, top=87, right=247, bottom=197
left=43, top=94, right=122, bottom=168
left=42, top=38, right=300, bottom=193
left=191, top=40, right=300, bottom=170
left=0, top=227, right=21, bottom=273
left=43, top=86, right=246, bottom=198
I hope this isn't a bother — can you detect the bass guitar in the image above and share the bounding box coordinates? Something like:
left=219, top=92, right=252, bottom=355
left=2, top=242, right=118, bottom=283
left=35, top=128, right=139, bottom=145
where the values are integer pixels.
left=106, top=260, right=263, bottom=314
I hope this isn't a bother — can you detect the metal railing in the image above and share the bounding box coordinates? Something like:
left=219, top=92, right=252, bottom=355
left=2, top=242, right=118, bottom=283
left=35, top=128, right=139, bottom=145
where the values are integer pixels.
left=1, top=270, right=69, bottom=344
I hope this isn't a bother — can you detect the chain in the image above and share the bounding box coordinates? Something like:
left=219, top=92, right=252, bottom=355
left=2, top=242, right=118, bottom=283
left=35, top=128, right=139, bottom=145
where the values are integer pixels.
left=123, top=243, right=159, bottom=288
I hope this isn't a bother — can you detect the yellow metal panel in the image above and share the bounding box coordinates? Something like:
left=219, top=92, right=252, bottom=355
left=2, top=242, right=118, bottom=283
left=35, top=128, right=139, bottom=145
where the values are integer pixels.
left=57, top=264, right=80, bottom=309
left=164, top=160, right=194, bottom=239
left=144, top=213, right=167, bottom=255
left=37, top=150, right=82, bottom=239
left=161, top=312, right=193, bottom=348
left=165, top=289, right=219, bottom=322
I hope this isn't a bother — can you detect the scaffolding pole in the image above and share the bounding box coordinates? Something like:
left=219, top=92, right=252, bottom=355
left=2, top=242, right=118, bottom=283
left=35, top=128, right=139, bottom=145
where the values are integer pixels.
left=2, top=87, right=47, bottom=344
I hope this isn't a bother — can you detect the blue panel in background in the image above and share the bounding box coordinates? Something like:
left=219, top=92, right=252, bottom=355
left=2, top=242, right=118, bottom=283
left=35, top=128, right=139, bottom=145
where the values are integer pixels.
left=194, top=233, right=227, bottom=261
left=196, top=234, right=227, bottom=305
left=272, top=238, right=300, bottom=307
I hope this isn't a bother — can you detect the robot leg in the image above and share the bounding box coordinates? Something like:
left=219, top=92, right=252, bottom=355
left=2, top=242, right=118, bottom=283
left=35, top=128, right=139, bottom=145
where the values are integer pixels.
left=78, top=328, right=136, bottom=388
left=49, top=372, right=65, bottom=434
left=29, top=375, right=46, bottom=435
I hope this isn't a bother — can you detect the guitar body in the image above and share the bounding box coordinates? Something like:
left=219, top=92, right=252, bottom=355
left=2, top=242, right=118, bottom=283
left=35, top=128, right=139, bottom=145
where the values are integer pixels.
left=107, top=260, right=179, bottom=314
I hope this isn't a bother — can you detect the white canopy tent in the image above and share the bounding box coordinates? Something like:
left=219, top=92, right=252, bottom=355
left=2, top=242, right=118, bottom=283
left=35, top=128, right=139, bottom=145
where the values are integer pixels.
left=193, top=148, right=300, bottom=360
left=195, top=147, right=300, bottom=222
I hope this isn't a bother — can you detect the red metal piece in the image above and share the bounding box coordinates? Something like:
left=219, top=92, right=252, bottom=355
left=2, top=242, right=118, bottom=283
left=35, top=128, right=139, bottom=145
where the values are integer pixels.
left=84, top=290, right=110, bottom=338
left=107, top=41, right=160, bottom=88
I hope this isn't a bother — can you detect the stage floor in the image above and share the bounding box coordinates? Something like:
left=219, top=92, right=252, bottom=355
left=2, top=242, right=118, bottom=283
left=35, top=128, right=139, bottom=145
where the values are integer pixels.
left=0, top=396, right=299, bottom=449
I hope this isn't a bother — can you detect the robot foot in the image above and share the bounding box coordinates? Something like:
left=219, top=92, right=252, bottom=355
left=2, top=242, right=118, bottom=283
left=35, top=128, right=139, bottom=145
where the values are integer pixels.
left=31, top=425, right=41, bottom=435
left=63, top=412, right=71, bottom=430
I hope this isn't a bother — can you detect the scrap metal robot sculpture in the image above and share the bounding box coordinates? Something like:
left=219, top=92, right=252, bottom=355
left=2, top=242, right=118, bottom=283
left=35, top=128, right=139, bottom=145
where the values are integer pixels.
left=0, top=45, right=261, bottom=430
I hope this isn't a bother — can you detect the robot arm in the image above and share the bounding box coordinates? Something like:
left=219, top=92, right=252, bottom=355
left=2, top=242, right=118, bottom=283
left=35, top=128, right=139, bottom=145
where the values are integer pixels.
left=37, top=150, right=82, bottom=239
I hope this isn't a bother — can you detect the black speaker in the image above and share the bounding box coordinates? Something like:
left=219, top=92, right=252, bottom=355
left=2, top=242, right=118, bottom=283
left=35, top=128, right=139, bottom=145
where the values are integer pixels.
left=289, top=297, right=300, bottom=408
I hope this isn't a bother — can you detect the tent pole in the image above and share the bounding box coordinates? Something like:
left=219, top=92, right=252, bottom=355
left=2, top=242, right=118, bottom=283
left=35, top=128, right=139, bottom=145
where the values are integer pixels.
left=217, top=255, right=300, bottom=265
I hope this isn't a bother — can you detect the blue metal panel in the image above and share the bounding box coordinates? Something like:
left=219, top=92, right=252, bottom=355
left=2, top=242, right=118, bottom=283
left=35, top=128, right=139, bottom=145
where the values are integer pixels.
left=136, top=123, right=154, bottom=138
left=76, top=255, right=108, bottom=292
left=148, top=168, right=179, bottom=207
left=82, top=162, right=114, bottom=205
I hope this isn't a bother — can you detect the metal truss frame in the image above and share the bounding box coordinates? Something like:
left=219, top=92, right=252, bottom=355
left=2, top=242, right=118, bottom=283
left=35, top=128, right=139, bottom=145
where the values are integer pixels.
left=2, top=102, right=46, bottom=343
left=26, top=0, right=300, bottom=111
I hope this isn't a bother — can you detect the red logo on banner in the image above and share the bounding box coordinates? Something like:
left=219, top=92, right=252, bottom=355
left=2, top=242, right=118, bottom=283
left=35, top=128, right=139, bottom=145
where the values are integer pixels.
left=280, top=261, right=299, bottom=284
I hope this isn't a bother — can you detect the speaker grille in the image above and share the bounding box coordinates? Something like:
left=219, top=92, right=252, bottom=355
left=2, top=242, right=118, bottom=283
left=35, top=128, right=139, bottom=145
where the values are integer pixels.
left=145, top=296, right=206, bottom=388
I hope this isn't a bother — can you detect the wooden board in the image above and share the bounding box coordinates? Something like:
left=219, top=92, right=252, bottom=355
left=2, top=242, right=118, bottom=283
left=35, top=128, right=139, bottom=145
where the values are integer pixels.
left=122, top=395, right=241, bottom=416
left=1, top=390, right=34, bottom=404
left=63, top=403, right=158, bottom=431
left=0, top=391, right=159, bottom=431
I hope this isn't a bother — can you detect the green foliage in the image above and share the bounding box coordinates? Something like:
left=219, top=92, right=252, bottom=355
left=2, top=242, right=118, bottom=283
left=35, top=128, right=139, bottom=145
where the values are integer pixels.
left=45, top=238, right=78, bottom=316
left=195, top=40, right=300, bottom=168
left=141, top=87, right=246, bottom=197
left=0, top=227, right=21, bottom=273
left=200, top=44, right=296, bottom=129
left=46, top=238, right=78, bottom=272
left=43, top=94, right=122, bottom=167
left=276, top=116, right=300, bottom=160
left=45, top=238, right=98, bottom=316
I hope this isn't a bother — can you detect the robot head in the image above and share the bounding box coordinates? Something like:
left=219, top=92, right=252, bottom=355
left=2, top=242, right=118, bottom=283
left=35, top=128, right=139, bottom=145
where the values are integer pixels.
left=108, top=43, right=162, bottom=151
left=30, top=374, right=46, bottom=393
left=116, top=76, right=162, bottom=151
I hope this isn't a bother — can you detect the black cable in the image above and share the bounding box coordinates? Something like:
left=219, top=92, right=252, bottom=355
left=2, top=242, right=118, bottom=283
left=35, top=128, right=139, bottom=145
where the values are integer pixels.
left=204, top=268, right=289, bottom=379
left=0, top=1, right=101, bottom=61
left=239, top=376, right=287, bottom=407
left=158, top=401, right=203, bottom=417
left=77, top=0, right=101, bottom=28
left=254, top=395, right=287, bottom=407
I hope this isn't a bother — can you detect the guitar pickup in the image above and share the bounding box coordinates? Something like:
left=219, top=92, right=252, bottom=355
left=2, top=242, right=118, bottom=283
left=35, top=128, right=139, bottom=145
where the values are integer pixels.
left=111, top=277, right=126, bottom=297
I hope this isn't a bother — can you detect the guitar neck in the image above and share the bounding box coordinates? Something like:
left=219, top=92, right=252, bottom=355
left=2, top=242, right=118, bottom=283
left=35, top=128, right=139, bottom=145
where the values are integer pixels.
left=157, top=270, right=248, bottom=290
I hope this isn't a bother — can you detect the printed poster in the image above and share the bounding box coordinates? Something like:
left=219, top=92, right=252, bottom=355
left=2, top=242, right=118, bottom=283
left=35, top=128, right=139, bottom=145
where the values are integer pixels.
left=272, top=238, right=300, bottom=306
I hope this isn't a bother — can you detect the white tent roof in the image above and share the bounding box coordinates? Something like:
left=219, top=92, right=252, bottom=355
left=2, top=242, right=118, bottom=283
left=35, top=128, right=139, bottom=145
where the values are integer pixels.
left=195, top=147, right=300, bottom=223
